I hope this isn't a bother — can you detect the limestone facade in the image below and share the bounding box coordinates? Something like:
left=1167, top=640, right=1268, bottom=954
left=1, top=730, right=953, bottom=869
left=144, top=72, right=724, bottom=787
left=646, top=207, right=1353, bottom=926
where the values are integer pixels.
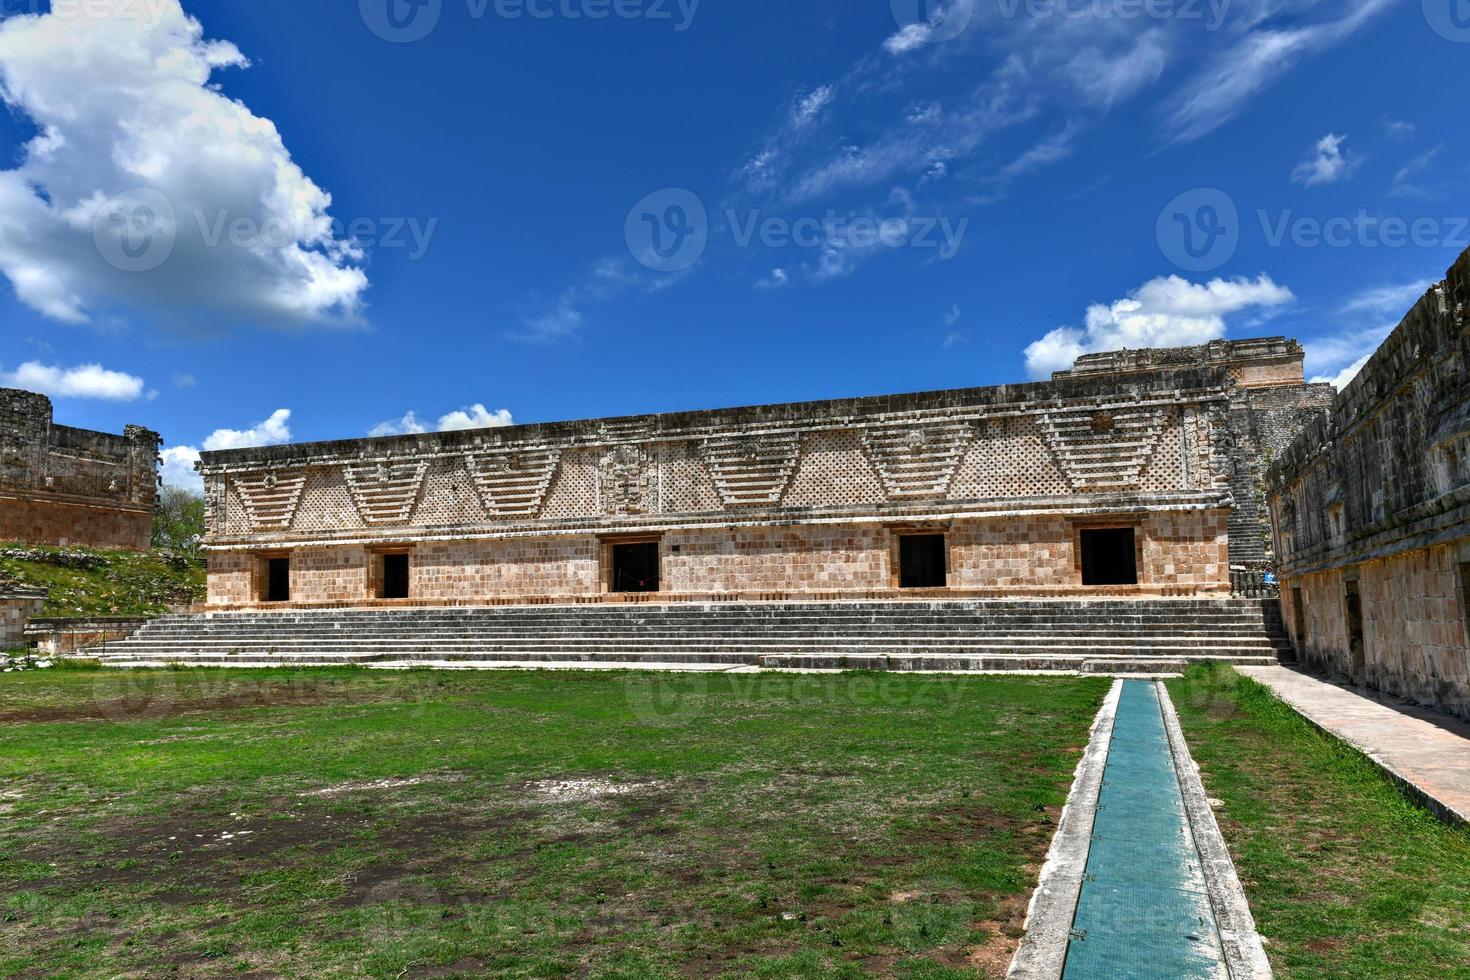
left=1269, top=249, right=1470, bottom=720
left=0, top=389, right=160, bottom=551
left=201, top=344, right=1319, bottom=609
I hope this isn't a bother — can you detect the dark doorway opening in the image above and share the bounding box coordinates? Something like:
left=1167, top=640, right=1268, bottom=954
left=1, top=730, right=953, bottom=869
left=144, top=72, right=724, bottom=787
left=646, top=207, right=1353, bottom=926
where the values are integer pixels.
left=899, top=534, right=947, bottom=589
left=266, top=557, right=291, bottom=603
left=381, top=554, right=410, bottom=600
left=1080, top=528, right=1138, bottom=586
left=612, top=542, right=660, bottom=593
left=1291, top=586, right=1307, bottom=657
left=1345, top=578, right=1365, bottom=679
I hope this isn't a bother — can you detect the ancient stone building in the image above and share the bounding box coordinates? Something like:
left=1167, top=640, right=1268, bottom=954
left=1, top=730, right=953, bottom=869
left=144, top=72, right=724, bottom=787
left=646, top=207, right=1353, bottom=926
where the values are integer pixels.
left=0, top=579, right=46, bottom=650
left=0, top=389, right=161, bottom=551
left=200, top=338, right=1320, bottom=609
left=1055, top=338, right=1335, bottom=569
left=1269, top=250, right=1470, bottom=720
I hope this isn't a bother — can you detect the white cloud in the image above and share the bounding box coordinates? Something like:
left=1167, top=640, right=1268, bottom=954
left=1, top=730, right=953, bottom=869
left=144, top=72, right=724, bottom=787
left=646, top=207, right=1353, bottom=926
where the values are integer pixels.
left=372, top=404, right=515, bottom=436
left=1063, top=30, right=1169, bottom=109
left=1291, top=133, right=1360, bottom=186
left=1338, top=280, right=1431, bottom=316
left=0, top=1, right=367, bottom=329
left=791, top=85, right=835, bottom=126
left=1309, top=352, right=1371, bottom=391
left=0, top=361, right=145, bottom=400
left=160, top=445, right=202, bottom=493
left=369, top=411, right=430, bottom=438
left=1379, top=118, right=1416, bottom=142
left=1162, top=0, right=1394, bottom=143
left=754, top=268, right=789, bottom=290
left=1024, top=274, right=1295, bottom=379
left=1389, top=145, right=1443, bottom=199
left=201, top=408, right=292, bottom=451
left=437, top=405, right=515, bottom=432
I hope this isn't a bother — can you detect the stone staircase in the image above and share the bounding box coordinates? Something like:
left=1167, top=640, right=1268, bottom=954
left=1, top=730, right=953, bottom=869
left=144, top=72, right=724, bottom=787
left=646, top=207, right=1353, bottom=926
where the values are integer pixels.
left=89, top=599, right=1292, bottom=675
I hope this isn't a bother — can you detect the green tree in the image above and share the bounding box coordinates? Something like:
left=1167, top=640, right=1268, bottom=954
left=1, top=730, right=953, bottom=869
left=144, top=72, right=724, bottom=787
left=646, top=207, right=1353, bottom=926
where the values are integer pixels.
left=152, top=485, right=206, bottom=558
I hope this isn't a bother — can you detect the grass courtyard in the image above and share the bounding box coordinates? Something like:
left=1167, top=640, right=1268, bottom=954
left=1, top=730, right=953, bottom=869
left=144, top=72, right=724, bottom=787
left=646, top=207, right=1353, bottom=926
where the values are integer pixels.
left=1168, top=666, right=1470, bottom=980
left=0, top=668, right=1106, bottom=978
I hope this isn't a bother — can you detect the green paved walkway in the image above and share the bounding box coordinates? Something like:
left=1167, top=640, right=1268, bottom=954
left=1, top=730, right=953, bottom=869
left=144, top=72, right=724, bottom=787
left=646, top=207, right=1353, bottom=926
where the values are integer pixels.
left=1063, top=681, right=1228, bottom=979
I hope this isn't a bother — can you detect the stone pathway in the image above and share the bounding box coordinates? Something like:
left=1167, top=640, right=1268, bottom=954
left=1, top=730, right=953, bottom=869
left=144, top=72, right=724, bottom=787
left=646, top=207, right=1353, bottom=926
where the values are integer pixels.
left=1238, top=665, right=1470, bottom=825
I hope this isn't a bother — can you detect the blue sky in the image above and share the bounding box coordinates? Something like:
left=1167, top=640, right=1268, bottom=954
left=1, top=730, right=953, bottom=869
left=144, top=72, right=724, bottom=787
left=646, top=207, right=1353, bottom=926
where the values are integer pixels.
left=0, top=0, right=1465, bottom=490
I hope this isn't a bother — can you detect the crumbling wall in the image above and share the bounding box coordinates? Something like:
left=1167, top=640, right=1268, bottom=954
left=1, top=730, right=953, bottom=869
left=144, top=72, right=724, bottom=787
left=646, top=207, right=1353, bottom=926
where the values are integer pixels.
left=0, top=389, right=160, bottom=551
left=0, top=582, right=46, bottom=649
left=1269, top=248, right=1470, bottom=719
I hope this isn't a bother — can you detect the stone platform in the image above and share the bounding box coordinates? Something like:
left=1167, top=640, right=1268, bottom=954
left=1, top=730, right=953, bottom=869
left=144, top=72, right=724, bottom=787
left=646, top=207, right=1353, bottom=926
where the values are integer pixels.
left=90, top=598, right=1290, bottom=675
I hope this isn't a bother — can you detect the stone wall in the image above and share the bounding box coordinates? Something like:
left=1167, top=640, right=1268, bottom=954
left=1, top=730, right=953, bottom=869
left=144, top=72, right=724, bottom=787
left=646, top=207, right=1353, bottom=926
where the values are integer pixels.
left=1058, top=338, right=1335, bottom=568
left=1268, top=248, right=1470, bottom=719
left=201, top=357, right=1258, bottom=607
left=0, top=583, right=46, bottom=649
left=0, top=389, right=160, bottom=551
left=205, top=510, right=1230, bottom=607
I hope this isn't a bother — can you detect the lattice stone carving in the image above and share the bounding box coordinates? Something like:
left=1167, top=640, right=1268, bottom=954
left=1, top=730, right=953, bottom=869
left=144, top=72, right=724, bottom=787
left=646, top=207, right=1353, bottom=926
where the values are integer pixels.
left=861, top=421, right=972, bottom=500
left=343, top=460, right=429, bottom=526
left=1038, top=406, right=1169, bottom=490
left=231, top=469, right=308, bottom=531
left=469, top=449, right=561, bottom=518
left=701, top=434, right=803, bottom=507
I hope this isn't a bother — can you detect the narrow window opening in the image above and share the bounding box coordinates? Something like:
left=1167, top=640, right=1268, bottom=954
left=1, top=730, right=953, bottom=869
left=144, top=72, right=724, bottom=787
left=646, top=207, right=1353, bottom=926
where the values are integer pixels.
left=265, top=557, right=291, bottom=603
left=381, top=554, right=410, bottom=600
left=1080, top=528, right=1138, bottom=586
left=611, top=542, right=660, bottom=593
left=899, top=534, right=947, bottom=589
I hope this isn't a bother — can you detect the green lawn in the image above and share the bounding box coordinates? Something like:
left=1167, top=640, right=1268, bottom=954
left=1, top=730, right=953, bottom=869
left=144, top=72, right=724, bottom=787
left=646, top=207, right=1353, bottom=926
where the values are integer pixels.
left=1168, top=666, right=1470, bottom=980
left=0, top=668, right=1107, bottom=978
left=0, top=543, right=205, bottom=618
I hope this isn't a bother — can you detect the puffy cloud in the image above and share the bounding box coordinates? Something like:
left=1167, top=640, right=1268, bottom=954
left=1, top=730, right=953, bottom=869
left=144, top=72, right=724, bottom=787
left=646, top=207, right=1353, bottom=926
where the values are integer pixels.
left=1024, top=274, right=1295, bottom=379
left=754, top=268, right=789, bottom=290
left=437, top=405, right=515, bottom=432
left=0, top=361, right=145, bottom=400
left=201, top=408, right=292, bottom=451
left=372, top=405, right=515, bottom=436
left=160, top=445, right=202, bottom=493
left=162, top=406, right=293, bottom=491
left=1291, top=133, right=1359, bottom=187
left=0, top=1, right=367, bottom=329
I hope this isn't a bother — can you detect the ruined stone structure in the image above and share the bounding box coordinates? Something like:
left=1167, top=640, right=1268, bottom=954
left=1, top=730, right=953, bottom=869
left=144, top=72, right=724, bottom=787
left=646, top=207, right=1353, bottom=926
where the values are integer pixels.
left=0, top=389, right=161, bottom=551
left=1056, top=338, right=1335, bottom=569
left=200, top=339, right=1321, bottom=609
left=1269, top=250, right=1470, bottom=720
left=0, top=579, right=46, bottom=650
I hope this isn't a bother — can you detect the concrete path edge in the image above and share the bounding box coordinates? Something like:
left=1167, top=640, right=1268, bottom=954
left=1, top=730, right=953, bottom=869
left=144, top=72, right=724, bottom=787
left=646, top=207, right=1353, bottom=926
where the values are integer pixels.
left=1157, top=683, right=1274, bottom=979
left=1007, top=680, right=1123, bottom=980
